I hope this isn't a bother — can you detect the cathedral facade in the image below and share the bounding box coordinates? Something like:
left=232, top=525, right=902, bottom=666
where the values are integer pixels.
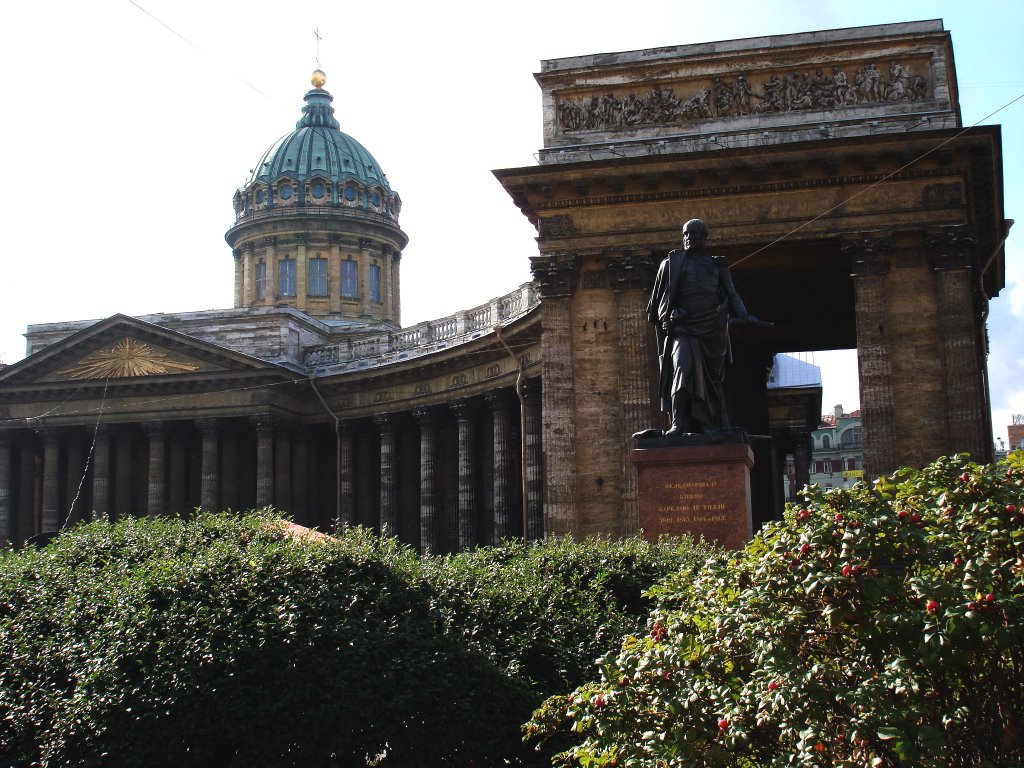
left=0, top=21, right=1008, bottom=550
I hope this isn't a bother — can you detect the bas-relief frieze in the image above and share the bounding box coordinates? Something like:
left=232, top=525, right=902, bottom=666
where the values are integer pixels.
left=556, top=59, right=929, bottom=132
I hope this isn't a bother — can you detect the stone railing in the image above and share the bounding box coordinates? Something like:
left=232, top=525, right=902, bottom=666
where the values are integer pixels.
left=304, top=282, right=538, bottom=372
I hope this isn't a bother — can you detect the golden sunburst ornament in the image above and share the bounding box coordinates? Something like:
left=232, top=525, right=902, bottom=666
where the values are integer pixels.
left=58, top=338, right=200, bottom=379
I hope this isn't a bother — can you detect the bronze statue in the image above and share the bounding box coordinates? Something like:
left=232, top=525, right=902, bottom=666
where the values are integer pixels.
left=645, top=219, right=753, bottom=437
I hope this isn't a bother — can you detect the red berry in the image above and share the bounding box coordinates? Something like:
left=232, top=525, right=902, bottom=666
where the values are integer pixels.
left=985, top=593, right=996, bottom=603
left=618, top=676, right=630, bottom=686
left=910, top=512, right=922, bottom=523
left=842, top=564, right=853, bottom=577
left=953, top=556, right=964, bottom=566
left=926, top=600, right=940, bottom=613
left=799, top=542, right=810, bottom=555
left=797, top=509, right=810, bottom=521
left=594, top=694, right=606, bottom=708
left=968, top=601, right=981, bottom=611
left=767, top=680, right=780, bottom=691
left=959, top=473, right=971, bottom=483
left=896, top=510, right=907, bottom=520
left=1006, top=504, right=1018, bottom=514
left=834, top=513, right=844, bottom=523
left=718, top=718, right=729, bottom=730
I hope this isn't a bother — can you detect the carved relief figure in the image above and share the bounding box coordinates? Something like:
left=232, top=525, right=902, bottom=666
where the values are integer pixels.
left=555, top=59, right=927, bottom=131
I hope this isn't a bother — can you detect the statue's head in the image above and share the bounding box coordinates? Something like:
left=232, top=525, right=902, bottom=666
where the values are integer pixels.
left=682, top=218, right=709, bottom=251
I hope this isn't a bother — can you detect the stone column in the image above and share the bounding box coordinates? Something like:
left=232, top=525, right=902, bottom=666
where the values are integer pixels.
left=927, top=227, right=990, bottom=462
left=274, top=424, right=292, bottom=513
left=520, top=379, right=544, bottom=541
left=254, top=416, right=274, bottom=508
left=338, top=420, right=355, bottom=528
left=169, top=429, right=187, bottom=516
left=608, top=253, right=657, bottom=537
left=329, top=235, right=343, bottom=314
left=144, top=422, right=166, bottom=518
left=263, top=237, right=278, bottom=304
left=390, top=251, right=402, bottom=325
left=486, top=391, right=514, bottom=543
left=19, top=441, right=37, bottom=541
left=292, top=433, right=309, bottom=525
left=792, top=429, right=812, bottom=497
left=233, top=248, right=244, bottom=307
left=359, top=238, right=373, bottom=316
left=64, top=432, right=84, bottom=525
left=374, top=413, right=398, bottom=537
left=221, top=429, right=238, bottom=512
left=413, top=407, right=439, bottom=555
left=530, top=253, right=580, bottom=536
left=449, top=398, right=477, bottom=549
left=115, top=430, right=133, bottom=519
left=295, top=234, right=308, bottom=312
left=92, top=426, right=112, bottom=521
left=0, top=431, right=12, bottom=546
left=197, top=419, right=219, bottom=513
left=843, top=236, right=898, bottom=478
left=40, top=428, right=61, bottom=533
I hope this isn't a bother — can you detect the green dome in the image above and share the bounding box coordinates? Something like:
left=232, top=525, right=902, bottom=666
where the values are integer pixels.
left=247, top=86, right=392, bottom=191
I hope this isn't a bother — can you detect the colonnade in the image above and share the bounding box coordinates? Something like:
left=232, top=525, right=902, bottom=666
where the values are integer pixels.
left=0, top=382, right=543, bottom=553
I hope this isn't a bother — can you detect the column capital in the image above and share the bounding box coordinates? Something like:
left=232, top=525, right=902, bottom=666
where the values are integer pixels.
left=606, top=252, right=657, bottom=292
left=484, top=389, right=513, bottom=413
left=372, top=412, right=395, bottom=432
left=196, top=418, right=219, bottom=435
left=449, top=397, right=477, bottom=420
left=412, top=406, right=437, bottom=425
left=530, top=252, right=580, bottom=298
left=925, top=225, right=979, bottom=271
left=842, top=233, right=895, bottom=276
left=142, top=420, right=165, bottom=436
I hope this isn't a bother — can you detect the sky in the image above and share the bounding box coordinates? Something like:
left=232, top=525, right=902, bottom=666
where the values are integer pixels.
left=0, top=0, right=1021, bottom=445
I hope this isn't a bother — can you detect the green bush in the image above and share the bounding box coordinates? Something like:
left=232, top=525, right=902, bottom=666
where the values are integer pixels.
left=529, top=455, right=1024, bottom=767
left=0, top=512, right=711, bottom=767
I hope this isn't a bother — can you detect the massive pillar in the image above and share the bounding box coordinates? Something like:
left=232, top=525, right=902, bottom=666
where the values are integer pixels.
left=292, top=433, right=309, bottom=525
left=449, top=398, right=477, bottom=549
left=145, top=422, right=166, bottom=518
left=65, top=432, right=85, bottom=525
left=198, top=419, right=219, bottom=513
left=274, top=424, right=292, bottom=513
left=521, top=379, right=544, bottom=541
left=845, top=236, right=899, bottom=478
left=413, top=407, right=439, bottom=555
left=92, top=426, right=112, bottom=522
left=927, top=227, right=990, bottom=460
left=254, top=416, right=274, bottom=508
left=0, top=432, right=11, bottom=545
left=486, top=391, right=514, bottom=542
left=530, top=253, right=580, bottom=536
left=608, top=253, right=656, bottom=536
left=338, top=420, right=355, bottom=528
left=374, top=413, right=398, bottom=536
left=40, top=428, right=61, bottom=533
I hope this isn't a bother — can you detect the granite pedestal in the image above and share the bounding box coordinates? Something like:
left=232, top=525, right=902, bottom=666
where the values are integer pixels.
left=631, top=434, right=754, bottom=549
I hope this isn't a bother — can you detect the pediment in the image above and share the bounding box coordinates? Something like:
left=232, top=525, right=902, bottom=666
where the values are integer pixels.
left=0, top=314, right=287, bottom=386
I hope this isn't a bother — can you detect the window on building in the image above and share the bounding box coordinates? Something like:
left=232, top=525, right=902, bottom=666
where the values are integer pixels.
left=369, top=264, right=381, bottom=302
left=821, top=435, right=831, bottom=449
left=309, top=258, right=328, bottom=296
left=341, top=260, right=358, bottom=298
left=279, top=258, right=296, bottom=297
left=255, top=262, right=266, bottom=300
left=840, top=426, right=862, bottom=448
left=846, top=457, right=859, bottom=471
left=814, top=461, right=826, bottom=474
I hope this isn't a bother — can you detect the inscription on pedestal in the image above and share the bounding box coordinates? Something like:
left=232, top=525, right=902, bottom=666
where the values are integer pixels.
left=632, top=443, right=754, bottom=549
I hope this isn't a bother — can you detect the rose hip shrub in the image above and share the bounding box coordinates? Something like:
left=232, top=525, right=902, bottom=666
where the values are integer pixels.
left=528, top=455, right=1024, bottom=767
